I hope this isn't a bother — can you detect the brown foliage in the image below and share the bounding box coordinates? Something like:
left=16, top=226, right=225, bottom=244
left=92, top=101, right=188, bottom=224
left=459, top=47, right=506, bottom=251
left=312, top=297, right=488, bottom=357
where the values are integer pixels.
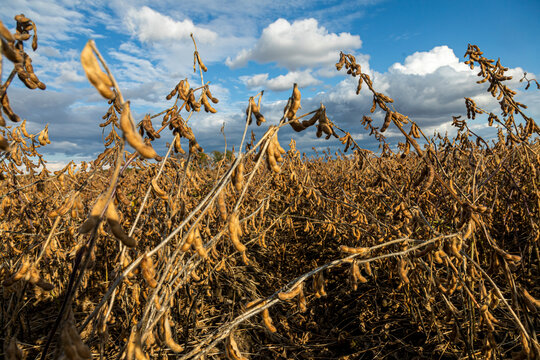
left=0, top=16, right=539, bottom=360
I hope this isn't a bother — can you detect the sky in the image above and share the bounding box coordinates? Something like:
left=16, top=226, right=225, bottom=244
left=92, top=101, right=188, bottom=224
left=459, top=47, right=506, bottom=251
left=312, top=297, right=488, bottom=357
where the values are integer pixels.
left=1, top=0, right=539, bottom=169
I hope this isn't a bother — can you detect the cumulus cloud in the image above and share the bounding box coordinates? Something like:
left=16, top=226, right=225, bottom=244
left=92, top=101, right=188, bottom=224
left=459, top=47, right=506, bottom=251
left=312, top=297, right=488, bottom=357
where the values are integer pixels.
left=241, top=70, right=321, bottom=91
left=389, top=45, right=469, bottom=75
left=124, top=6, right=217, bottom=44
left=226, top=18, right=362, bottom=70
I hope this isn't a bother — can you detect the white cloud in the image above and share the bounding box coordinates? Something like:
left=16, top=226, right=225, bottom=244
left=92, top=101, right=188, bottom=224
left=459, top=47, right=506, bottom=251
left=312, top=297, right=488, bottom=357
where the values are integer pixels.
left=226, top=18, right=362, bottom=70
left=124, top=6, right=217, bottom=44
left=108, top=50, right=165, bottom=84
left=38, top=46, right=62, bottom=58
left=241, top=70, right=321, bottom=91
left=389, top=45, right=469, bottom=75
left=58, top=67, right=86, bottom=83
left=242, top=74, right=270, bottom=88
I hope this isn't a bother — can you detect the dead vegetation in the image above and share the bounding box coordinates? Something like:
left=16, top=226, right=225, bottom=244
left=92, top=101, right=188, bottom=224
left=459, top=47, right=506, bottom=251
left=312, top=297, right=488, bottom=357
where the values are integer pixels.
left=1, top=14, right=539, bottom=360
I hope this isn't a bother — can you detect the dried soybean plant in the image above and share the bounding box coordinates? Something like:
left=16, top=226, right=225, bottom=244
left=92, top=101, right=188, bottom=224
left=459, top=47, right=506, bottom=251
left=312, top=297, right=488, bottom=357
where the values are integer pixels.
left=330, top=47, right=540, bottom=359
left=174, top=48, right=539, bottom=359
left=1, top=12, right=540, bottom=360
left=0, top=15, right=52, bottom=184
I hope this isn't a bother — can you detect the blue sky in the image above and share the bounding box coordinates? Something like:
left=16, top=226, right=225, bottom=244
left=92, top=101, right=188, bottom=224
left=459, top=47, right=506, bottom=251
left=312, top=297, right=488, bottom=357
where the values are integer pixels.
left=1, top=0, right=539, bottom=169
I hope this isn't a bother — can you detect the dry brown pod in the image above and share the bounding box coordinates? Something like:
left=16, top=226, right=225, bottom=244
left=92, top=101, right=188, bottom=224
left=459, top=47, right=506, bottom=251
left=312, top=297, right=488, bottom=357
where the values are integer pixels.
left=217, top=190, right=228, bottom=222
left=398, top=259, right=410, bottom=285
left=173, top=134, right=185, bottom=154
left=381, top=111, right=392, bottom=132
left=61, top=313, right=92, bottom=360
left=410, top=122, right=420, bottom=138
left=20, top=119, right=31, bottom=137
left=201, top=90, right=217, bottom=113
left=0, top=134, right=9, bottom=151
left=521, top=288, right=540, bottom=312
left=26, top=267, right=54, bottom=290
left=422, top=165, right=435, bottom=191
left=178, top=79, right=190, bottom=101
left=163, top=311, right=184, bottom=352
left=315, top=105, right=338, bottom=139
left=414, top=242, right=436, bottom=258
left=151, top=178, right=168, bottom=200
left=271, top=134, right=285, bottom=163
left=126, top=329, right=136, bottom=360
left=313, top=271, right=327, bottom=298
left=105, top=201, right=136, bottom=247
left=285, top=83, right=301, bottom=120
left=37, top=125, right=50, bottom=145
left=278, top=282, right=303, bottom=301
left=289, top=119, right=307, bottom=132
left=194, top=51, right=207, bottom=72
left=120, top=102, right=158, bottom=159
left=181, top=226, right=196, bottom=252
left=246, top=97, right=265, bottom=125
left=79, top=193, right=135, bottom=248
left=233, top=162, right=244, bottom=191
left=340, top=245, right=369, bottom=256
left=262, top=309, right=277, bottom=333
left=80, top=41, right=114, bottom=99
left=1, top=38, right=22, bottom=63
left=193, top=226, right=208, bottom=259
left=364, top=262, right=372, bottom=276
left=187, top=90, right=201, bottom=112
left=449, top=236, right=463, bottom=259
left=228, top=212, right=246, bottom=252
left=298, top=286, right=307, bottom=312
left=140, top=254, right=158, bottom=288
left=140, top=114, right=159, bottom=140
left=206, top=87, right=219, bottom=103
left=246, top=298, right=266, bottom=310
left=15, top=63, right=37, bottom=89
left=350, top=261, right=367, bottom=290
left=263, top=128, right=286, bottom=173
left=23, top=56, right=45, bottom=89
left=15, top=33, right=31, bottom=41
left=226, top=333, right=248, bottom=360
left=166, top=86, right=177, bottom=100
left=2, top=93, right=21, bottom=122
left=48, top=192, right=77, bottom=218
left=126, top=329, right=149, bottom=360
left=335, top=52, right=346, bottom=70
left=462, top=218, right=475, bottom=240
left=3, top=260, right=30, bottom=286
